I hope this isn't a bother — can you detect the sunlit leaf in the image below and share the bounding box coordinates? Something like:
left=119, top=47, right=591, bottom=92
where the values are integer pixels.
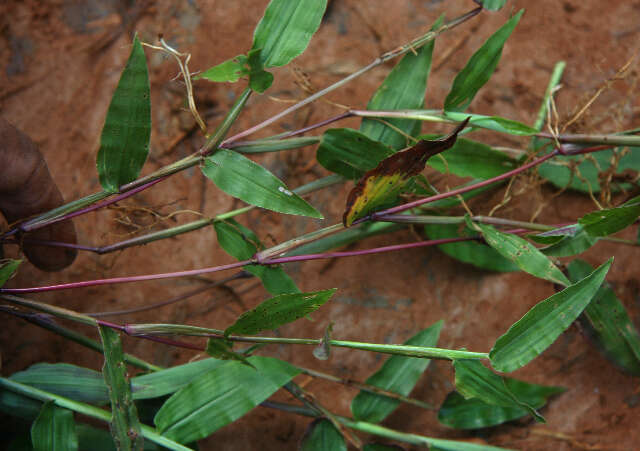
left=469, top=220, right=570, bottom=286
left=441, top=111, right=537, bottom=136
left=453, top=360, right=547, bottom=422
left=196, top=57, right=245, bottom=83
left=424, top=223, right=518, bottom=272
left=439, top=377, right=564, bottom=429
left=202, top=149, right=322, bottom=218
left=214, top=219, right=299, bottom=295
left=96, top=34, right=151, bottom=192
left=300, top=419, right=346, bottom=451
left=317, top=128, right=394, bottom=180
left=245, top=48, right=274, bottom=93
left=225, top=289, right=336, bottom=336
left=0, top=259, right=21, bottom=287
left=479, top=0, right=508, bottom=11
left=98, top=326, right=144, bottom=450
left=252, top=0, right=328, bottom=68
left=568, top=260, right=640, bottom=375
left=490, top=258, right=612, bottom=372
left=31, top=402, right=77, bottom=451
left=444, top=10, right=523, bottom=112
left=154, top=356, right=299, bottom=443
left=343, top=120, right=468, bottom=227
left=360, top=15, right=442, bottom=150
left=351, top=321, right=442, bottom=423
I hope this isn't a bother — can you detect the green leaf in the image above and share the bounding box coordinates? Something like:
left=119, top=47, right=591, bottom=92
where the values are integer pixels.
left=360, top=17, right=440, bottom=150
left=439, top=377, right=564, bottom=429
left=424, top=223, right=517, bottom=273
left=538, top=147, right=640, bottom=194
left=10, top=363, right=109, bottom=405
left=453, top=360, right=545, bottom=422
left=214, top=219, right=299, bottom=295
left=131, top=358, right=225, bottom=400
left=490, top=258, right=613, bottom=372
left=196, top=56, right=246, bottom=83
left=225, top=289, right=337, bottom=336
left=351, top=321, right=442, bottom=423
left=98, top=326, right=144, bottom=451
left=31, top=402, right=78, bottom=451
left=317, top=128, right=394, bottom=180
left=252, top=0, right=328, bottom=68
left=425, top=137, right=517, bottom=179
left=469, top=220, right=570, bottom=286
left=442, top=111, right=537, bottom=136
left=568, top=260, right=640, bottom=375
left=538, top=225, right=597, bottom=257
left=300, top=419, right=346, bottom=451
left=202, top=149, right=322, bottom=218
left=96, top=34, right=151, bottom=192
left=205, top=339, right=254, bottom=365
left=480, top=0, right=508, bottom=11
left=0, top=259, right=21, bottom=287
left=444, top=10, right=523, bottom=112
left=579, top=196, right=640, bottom=237
left=154, top=356, right=300, bottom=443
left=245, top=48, right=274, bottom=93
left=74, top=424, right=162, bottom=451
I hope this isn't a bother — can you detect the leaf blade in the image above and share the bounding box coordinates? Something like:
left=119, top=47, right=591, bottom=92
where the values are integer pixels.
left=300, top=419, right=347, bottom=451
left=31, top=402, right=78, bottom=451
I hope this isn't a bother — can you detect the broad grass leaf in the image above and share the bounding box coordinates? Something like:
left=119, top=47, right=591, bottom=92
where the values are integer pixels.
left=224, top=289, right=336, bottom=336
left=131, top=359, right=226, bottom=400
left=10, top=363, right=109, bottom=405
left=444, top=10, right=523, bottom=112
left=96, top=35, right=151, bottom=193
left=214, top=219, right=299, bottom=295
left=196, top=50, right=274, bottom=92
left=202, top=149, right=322, bottom=218
left=538, top=225, right=597, bottom=257
left=423, top=223, right=518, bottom=273
left=579, top=196, right=640, bottom=238
left=98, top=326, right=144, bottom=451
left=317, top=128, right=394, bottom=180
left=0, top=259, right=21, bottom=287
left=442, top=111, right=537, bottom=136
left=351, top=321, right=442, bottom=423
left=205, top=339, right=253, bottom=365
left=360, top=16, right=441, bottom=150
left=31, top=402, right=77, bottom=451
left=300, top=419, right=346, bottom=451
left=245, top=48, right=274, bottom=92
left=469, top=220, right=570, bottom=286
left=439, top=376, right=564, bottom=429
left=252, top=0, right=328, bottom=68
left=568, top=260, right=640, bottom=375
left=480, top=0, right=508, bottom=11
left=343, top=120, right=468, bottom=227
left=538, top=147, right=640, bottom=194
left=196, top=57, right=245, bottom=83
left=453, top=360, right=546, bottom=422
left=425, top=137, right=517, bottom=179
left=490, top=258, right=613, bottom=372
left=154, top=356, right=299, bottom=443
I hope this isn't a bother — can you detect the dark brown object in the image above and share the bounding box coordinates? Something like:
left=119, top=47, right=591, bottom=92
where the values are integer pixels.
left=0, top=118, right=77, bottom=271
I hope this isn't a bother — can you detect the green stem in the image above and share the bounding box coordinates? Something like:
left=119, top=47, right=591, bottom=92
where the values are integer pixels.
left=379, top=214, right=555, bottom=232
left=229, top=136, right=321, bottom=153
left=202, top=88, right=252, bottom=155
left=0, top=378, right=192, bottom=451
left=533, top=61, right=566, bottom=132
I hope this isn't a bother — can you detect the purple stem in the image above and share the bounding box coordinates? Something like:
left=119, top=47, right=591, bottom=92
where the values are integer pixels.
left=273, top=112, right=353, bottom=140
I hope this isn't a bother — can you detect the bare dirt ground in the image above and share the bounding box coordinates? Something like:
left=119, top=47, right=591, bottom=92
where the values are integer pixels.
left=1, top=1, right=639, bottom=450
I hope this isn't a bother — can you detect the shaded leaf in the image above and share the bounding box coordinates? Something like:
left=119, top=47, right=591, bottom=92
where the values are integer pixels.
left=343, top=120, right=468, bottom=227
left=442, top=111, right=537, bottom=136
left=469, top=220, right=570, bottom=286
left=202, top=149, right=322, bottom=218
left=444, top=10, right=523, bottom=112
left=0, top=389, right=43, bottom=420
left=454, top=360, right=546, bottom=422
left=75, top=424, right=162, bottom=451
left=479, top=0, right=508, bottom=11
left=31, top=402, right=77, bottom=451
left=490, top=258, right=612, bottom=372
left=579, top=196, right=640, bottom=237
left=225, top=289, right=337, bottom=336
left=351, top=321, right=442, bottom=423
left=568, top=260, right=640, bottom=375
left=0, top=259, right=21, bottom=287
left=363, top=444, right=406, bottom=451
left=11, top=363, right=109, bottom=405
left=425, top=137, right=517, bottom=179
left=439, top=377, right=564, bottom=429
left=300, top=419, right=346, bottom=451
left=317, top=128, right=394, bottom=180
left=154, top=356, right=299, bottom=443
left=424, top=223, right=518, bottom=272
left=538, top=225, right=597, bottom=257
left=205, top=339, right=253, bottom=365
left=252, top=0, right=328, bottom=68
left=131, top=358, right=225, bottom=400
left=360, top=16, right=441, bottom=149
left=96, top=35, right=151, bottom=192
left=245, top=48, right=274, bottom=93
left=98, top=326, right=144, bottom=451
